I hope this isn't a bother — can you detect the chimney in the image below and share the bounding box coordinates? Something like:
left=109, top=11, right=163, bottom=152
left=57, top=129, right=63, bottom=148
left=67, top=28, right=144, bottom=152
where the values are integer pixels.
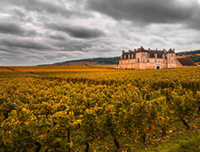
left=128, top=50, right=132, bottom=53
left=163, top=49, right=166, bottom=53
left=148, top=48, right=151, bottom=51
left=134, top=49, right=136, bottom=52
left=122, top=50, right=125, bottom=54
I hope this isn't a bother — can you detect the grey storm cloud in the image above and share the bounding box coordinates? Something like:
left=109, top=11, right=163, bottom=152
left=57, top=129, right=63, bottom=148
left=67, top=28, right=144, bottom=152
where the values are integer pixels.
left=49, top=34, right=66, bottom=40
left=11, top=8, right=34, bottom=23
left=87, top=0, right=200, bottom=25
left=2, top=0, right=71, bottom=16
left=0, top=22, right=37, bottom=37
left=2, top=0, right=91, bottom=18
left=46, top=23, right=105, bottom=39
left=0, top=39, right=52, bottom=50
left=0, top=22, right=24, bottom=35
left=0, top=0, right=200, bottom=66
left=52, top=40, right=94, bottom=52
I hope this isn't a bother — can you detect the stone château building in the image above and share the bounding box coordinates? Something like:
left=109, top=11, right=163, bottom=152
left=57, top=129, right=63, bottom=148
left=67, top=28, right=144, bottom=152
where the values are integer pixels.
left=114, top=47, right=196, bottom=69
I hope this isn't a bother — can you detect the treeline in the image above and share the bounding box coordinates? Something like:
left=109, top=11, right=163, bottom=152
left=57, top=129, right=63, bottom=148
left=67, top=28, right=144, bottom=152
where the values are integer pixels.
left=176, top=50, right=200, bottom=56
left=176, top=50, right=200, bottom=62
left=61, top=57, right=120, bottom=65
left=187, top=55, right=200, bottom=63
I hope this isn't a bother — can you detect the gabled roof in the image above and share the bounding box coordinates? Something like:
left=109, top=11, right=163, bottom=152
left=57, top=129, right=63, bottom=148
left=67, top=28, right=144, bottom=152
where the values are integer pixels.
left=167, top=48, right=175, bottom=54
left=176, top=58, right=197, bottom=66
left=137, top=46, right=149, bottom=52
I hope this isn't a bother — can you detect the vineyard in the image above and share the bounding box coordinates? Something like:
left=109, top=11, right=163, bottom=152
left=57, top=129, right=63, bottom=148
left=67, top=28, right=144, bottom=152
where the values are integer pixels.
left=0, top=66, right=200, bottom=152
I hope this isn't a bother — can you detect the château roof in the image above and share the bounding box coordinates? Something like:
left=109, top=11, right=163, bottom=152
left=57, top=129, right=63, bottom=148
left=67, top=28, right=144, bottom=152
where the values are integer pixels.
left=176, top=58, right=197, bottom=66
left=121, top=47, right=174, bottom=59
left=149, top=50, right=166, bottom=58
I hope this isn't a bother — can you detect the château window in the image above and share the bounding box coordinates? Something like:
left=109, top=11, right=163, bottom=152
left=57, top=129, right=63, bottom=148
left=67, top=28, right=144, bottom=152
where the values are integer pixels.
left=143, top=53, right=145, bottom=56
left=147, top=54, right=150, bottom=58
left=158, top=60, right=160, bottom=63
left=138, top=58, right=139, bottom=63
left=171, top=55, right=173, bottom=57
left=163, top=54, right=165, bottom=58
left=172, top=60, right=173, bottom=63
left=147, top=59, right=149, bottom=63
left=155, top=60, right=157, bottom=63
left=143, top=59, right=145, bottom=62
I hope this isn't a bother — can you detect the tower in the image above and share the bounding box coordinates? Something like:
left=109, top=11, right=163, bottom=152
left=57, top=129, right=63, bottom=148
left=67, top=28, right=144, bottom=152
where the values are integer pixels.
left=166, top=48, right=176, bottom=68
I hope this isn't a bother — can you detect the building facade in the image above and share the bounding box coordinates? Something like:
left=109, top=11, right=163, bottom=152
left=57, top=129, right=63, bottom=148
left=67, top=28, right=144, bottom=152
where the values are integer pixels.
left=114, top=47, right=196, bottom=69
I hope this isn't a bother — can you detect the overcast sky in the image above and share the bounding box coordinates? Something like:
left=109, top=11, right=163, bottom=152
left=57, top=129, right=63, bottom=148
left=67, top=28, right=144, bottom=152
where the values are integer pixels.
left=0, top=0, right=200, bottom=66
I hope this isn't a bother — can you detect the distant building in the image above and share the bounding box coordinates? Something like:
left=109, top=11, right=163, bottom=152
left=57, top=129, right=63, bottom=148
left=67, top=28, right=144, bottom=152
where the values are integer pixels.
left=114, top=46, right=196, bottom=69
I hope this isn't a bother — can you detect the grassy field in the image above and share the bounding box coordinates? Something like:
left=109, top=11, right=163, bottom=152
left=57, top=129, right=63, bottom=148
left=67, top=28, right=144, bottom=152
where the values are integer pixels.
left=140, top=129, right=200, bottom=152
left=0, top=66, right=200, bottom=152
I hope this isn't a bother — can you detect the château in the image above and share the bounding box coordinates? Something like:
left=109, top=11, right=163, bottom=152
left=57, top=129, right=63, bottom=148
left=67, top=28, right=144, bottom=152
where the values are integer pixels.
left=114, top=47, right=196, bottom=69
